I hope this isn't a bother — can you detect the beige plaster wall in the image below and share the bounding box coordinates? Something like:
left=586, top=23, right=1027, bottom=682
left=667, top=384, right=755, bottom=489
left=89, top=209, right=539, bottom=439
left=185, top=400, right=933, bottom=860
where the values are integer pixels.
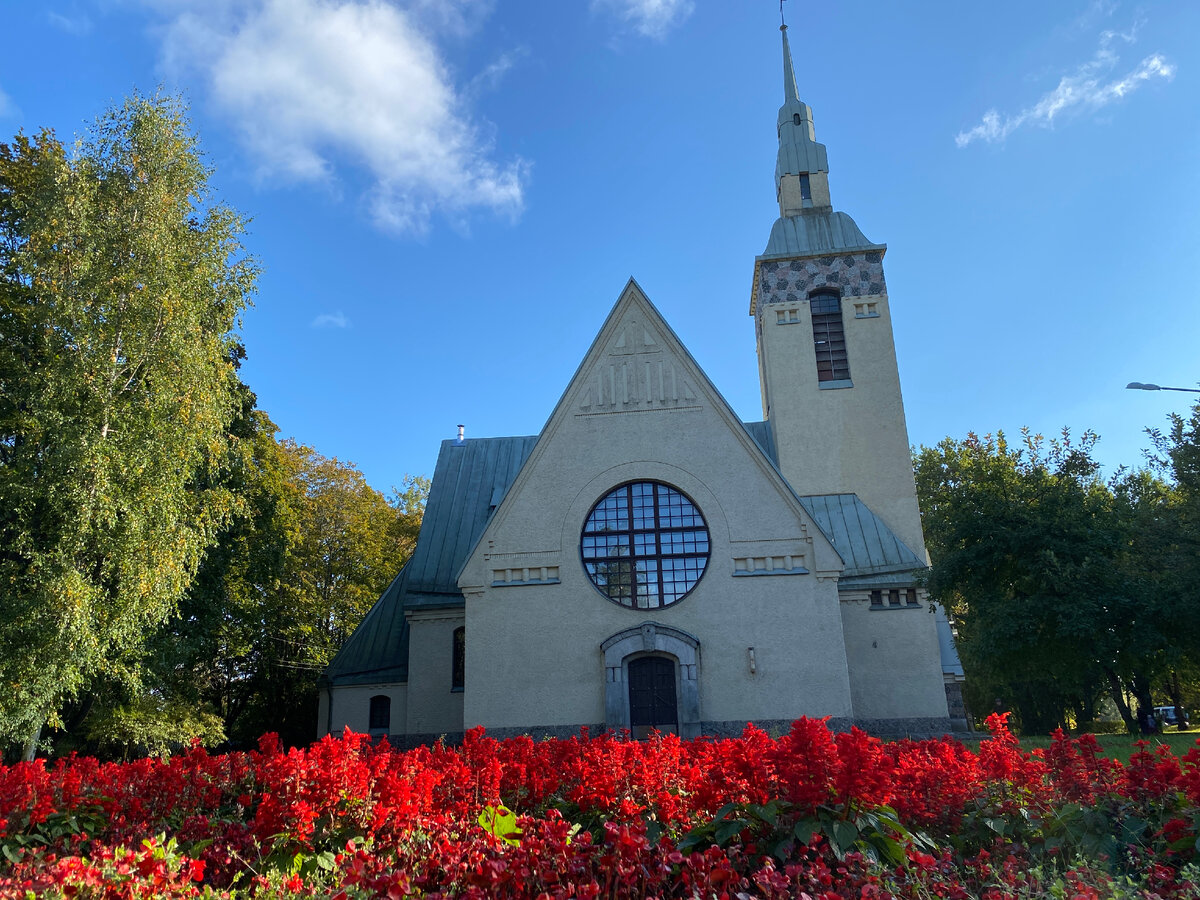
left=758, top=291, right=927, bottom=559
left=324, top=682, right=408, bottom=736
left=459, top=293, right=855, bottom=731
left=839, top=593, right=949, bottom=719
left=404, top=612, right=465, bottom=736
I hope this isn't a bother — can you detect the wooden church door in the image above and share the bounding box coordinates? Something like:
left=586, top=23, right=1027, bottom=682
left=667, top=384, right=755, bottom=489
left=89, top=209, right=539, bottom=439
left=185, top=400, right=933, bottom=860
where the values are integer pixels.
left=628, top=656, right=678, bottom=738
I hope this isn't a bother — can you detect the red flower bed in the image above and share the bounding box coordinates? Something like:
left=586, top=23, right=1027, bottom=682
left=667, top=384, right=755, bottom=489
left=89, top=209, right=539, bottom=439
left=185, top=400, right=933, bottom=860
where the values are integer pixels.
left=2, top=715, right=1199, bottom=898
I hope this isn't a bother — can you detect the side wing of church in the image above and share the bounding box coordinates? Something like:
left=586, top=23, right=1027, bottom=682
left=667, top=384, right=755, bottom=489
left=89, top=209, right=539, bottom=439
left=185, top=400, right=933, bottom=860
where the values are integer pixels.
left=318, top=26, right=966, bottom=744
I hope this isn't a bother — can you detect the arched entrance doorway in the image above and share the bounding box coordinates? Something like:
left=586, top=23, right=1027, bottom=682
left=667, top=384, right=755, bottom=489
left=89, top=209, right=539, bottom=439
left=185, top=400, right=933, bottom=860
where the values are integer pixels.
left=601, top=623, right=701, bottom=738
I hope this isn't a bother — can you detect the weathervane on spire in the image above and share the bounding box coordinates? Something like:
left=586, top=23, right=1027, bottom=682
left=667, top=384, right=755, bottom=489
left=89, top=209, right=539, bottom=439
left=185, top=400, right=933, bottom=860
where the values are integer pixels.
left=780, top=0, right=787, bottom=28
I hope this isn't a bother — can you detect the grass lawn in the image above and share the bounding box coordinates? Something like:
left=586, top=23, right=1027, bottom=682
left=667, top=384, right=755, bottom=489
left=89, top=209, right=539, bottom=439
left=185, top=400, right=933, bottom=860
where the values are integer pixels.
left=960, top=728, right=1200, bottom=762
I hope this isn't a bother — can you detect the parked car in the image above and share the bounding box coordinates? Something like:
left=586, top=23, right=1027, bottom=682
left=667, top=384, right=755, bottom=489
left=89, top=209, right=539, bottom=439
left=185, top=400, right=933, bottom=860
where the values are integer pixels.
left=1154, top=705, right=1190, bottom=729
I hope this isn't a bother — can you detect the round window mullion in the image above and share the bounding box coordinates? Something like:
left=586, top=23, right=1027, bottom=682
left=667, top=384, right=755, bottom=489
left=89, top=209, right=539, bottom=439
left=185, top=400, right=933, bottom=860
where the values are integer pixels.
left=581, top=480, right=709, bottom=609
left=652, top=486, right=666, bottom=604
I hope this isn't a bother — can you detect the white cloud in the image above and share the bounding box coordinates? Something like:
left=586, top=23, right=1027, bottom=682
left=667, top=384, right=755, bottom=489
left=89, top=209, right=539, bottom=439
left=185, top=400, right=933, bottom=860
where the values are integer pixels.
left=956, top=25, right=1174, bottom=147
left=311, top=311, right=350, bottom=329
left=592, top=0, right=694, bottom=40
left=0, top=85, right=15, bottom=118
left=47, top=10, right=92, bottom=35
left=153, top=0, right=527, bottom=235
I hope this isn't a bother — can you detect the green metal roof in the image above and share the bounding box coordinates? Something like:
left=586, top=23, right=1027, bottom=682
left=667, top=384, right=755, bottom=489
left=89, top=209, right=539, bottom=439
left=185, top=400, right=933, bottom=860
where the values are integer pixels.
left=322, top=435, right=537, bottom=686
left=405, top=435, right=539, bottom=603
left=798, top=493, right=925, bottom=578
left=742, top=420, right=778, bottom=467
left=761, top=210, right=884, bottom=260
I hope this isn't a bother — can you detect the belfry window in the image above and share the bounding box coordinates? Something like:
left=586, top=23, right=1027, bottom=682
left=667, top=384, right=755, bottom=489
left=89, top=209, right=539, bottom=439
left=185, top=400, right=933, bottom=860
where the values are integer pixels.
left=809, top=290, right=850, bottom=382
left=799, top=173, right=811, bottom=201
left=581, top=481, right=710, bottom=609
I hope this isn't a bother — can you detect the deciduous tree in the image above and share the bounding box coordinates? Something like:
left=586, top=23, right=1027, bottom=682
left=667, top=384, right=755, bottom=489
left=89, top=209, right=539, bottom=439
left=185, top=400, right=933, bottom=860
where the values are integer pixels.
left=0, top=93, right=256, bottom=754
left=914, top=429, right=1189, bottom=733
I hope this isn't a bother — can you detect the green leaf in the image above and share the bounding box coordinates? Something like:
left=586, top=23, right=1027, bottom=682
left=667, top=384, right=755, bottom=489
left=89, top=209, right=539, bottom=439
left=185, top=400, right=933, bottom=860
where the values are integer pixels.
left=478, top=804, right=522, bottom=845
left=830, top=820, right=859, bottom=852
left=714, top=819, right=747, bottom=846
left=794, top=820, right=817, bottom=846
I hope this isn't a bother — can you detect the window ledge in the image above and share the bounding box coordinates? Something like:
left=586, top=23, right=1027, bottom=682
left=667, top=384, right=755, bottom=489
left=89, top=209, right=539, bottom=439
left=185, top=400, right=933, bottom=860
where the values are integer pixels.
left=733, top=567, right=809, bottom=577
left=869, top=604, right=922, bottom=611
left=491, top=577, right=561, bottom=588
left=819, top=379, right=854, bottom=390
left=450, top=686, right=464, bottom=693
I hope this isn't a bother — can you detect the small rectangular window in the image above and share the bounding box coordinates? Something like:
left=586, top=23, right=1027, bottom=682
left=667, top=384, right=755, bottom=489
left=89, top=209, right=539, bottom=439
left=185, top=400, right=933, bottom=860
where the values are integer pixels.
left=799, top=173, right=812, bottom=201
left=368, top=695, right=391, bottom=731
left=888, top=590, right=901, bottom=607
left=906, top=588, right=919, bottom=606
left=870, top=590, right=882, bottom=607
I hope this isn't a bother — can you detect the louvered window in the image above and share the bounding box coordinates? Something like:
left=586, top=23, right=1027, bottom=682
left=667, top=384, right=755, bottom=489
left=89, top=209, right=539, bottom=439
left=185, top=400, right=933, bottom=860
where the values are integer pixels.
left=810, top=291, right=850, bottom=382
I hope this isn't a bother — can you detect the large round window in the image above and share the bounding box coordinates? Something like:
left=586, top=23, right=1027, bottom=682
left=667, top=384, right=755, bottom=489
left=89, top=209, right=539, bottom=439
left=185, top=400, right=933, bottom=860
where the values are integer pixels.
left=581, top=481, right=710, bottom=609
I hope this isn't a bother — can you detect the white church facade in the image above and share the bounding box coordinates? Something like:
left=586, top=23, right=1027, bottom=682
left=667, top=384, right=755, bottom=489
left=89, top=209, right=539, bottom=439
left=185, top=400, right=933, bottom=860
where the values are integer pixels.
left=318, top=26, right=966, bottom=744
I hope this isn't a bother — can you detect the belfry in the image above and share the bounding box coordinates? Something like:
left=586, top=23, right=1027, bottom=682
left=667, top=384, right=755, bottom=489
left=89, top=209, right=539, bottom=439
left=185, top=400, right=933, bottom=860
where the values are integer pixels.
left=319, top=23, right=966, bottom=744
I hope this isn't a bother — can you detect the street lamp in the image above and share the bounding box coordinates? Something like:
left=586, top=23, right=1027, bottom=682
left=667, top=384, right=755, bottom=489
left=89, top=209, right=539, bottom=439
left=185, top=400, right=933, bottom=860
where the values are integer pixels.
left=1126, top=382, right=1200, bottom=394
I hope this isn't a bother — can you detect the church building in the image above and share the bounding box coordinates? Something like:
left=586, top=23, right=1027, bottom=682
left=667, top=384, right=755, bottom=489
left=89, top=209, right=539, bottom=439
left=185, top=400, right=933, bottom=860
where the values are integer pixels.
left=318, top=26, right=966, bottom=744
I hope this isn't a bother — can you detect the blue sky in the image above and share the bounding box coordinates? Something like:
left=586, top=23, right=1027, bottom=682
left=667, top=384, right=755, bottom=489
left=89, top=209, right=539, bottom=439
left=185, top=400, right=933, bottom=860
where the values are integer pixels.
left=3, top=0, right=1197, bottom=492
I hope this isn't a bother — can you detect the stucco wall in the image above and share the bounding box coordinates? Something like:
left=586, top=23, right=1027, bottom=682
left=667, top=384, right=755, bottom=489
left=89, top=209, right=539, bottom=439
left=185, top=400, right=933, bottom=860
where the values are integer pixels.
left=323, top=682, right=408, bottom=736
left=404, top=612, right=465, bottom=736
left=839, top=592, right=949, bottom=720
left=459, top=290, right=856, bottom=734
left=756, top=253, right=927, bottom=560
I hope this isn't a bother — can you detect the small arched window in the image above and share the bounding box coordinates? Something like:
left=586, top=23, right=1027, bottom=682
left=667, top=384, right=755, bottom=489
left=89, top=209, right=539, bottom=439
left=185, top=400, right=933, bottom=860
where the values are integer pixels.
left=452, top=627, right=465, bottom=691
left=368, top=694, right=391, bottom=732
left=809, top=290, right=850, bottom=382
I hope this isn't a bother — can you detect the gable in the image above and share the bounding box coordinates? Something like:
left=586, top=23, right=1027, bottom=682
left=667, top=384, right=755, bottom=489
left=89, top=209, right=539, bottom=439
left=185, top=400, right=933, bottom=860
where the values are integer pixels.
left=459, top=280, right=845, bottom=590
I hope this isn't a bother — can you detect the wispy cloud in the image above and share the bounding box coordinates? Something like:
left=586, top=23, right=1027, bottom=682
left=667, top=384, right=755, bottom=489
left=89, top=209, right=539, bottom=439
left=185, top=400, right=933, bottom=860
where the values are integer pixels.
left=47, top=10, right=92, bottom=35
left=151, top=0, right=527, bottom=235
left=0, top=85, right=16, bottom=118
left=591, top=0, right=694, bottom=40
left=465, top=47, right=529, bottom=102
left=311, top=311, right=350, bottom=329
left=956, top=25, right=1174, bottom=147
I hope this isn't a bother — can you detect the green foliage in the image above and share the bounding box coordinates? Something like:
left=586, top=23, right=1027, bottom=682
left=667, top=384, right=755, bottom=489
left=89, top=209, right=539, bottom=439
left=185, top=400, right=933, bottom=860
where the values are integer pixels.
left=82, top=694, right=226, bottom=760
left=678, top=800, right=934, bottom=868
left=0, top=93, right=256, bottom=751
left=915, top=425, right=1199, bottom=734
left=127, top=425, right=428, bottom=750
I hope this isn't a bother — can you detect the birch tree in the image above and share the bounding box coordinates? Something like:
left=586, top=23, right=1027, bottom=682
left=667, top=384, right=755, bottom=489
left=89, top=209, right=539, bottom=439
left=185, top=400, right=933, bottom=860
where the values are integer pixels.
left=0, top=93, right=256, bottom=752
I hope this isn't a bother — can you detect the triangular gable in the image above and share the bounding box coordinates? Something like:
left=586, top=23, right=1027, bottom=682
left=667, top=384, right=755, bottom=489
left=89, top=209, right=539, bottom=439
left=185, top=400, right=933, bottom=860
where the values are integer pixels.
left=458, top=278, right=844, bottom=588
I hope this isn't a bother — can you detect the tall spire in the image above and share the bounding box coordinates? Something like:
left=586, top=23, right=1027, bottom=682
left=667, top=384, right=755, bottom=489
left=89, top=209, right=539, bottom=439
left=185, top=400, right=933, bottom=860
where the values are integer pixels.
left=781, top=25, right=800, bottom=104
left=773, top=23, right=829, bottom=217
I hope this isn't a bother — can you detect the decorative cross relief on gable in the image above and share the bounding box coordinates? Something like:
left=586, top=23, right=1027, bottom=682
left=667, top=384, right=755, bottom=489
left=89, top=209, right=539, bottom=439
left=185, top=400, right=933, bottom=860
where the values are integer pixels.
left=578, top=318, right=700, bottom=413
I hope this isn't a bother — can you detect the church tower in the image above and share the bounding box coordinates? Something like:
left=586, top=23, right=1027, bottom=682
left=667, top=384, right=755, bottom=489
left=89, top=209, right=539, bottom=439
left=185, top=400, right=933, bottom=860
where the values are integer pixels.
left=751, top=25, right=926, bottom=558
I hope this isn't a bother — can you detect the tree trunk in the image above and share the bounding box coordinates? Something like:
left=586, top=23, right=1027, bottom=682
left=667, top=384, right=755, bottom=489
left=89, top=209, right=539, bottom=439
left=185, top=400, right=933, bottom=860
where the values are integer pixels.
left=1104, top=668, right=1136, bottom=734
left=21, top=724, right=41, bottom=762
